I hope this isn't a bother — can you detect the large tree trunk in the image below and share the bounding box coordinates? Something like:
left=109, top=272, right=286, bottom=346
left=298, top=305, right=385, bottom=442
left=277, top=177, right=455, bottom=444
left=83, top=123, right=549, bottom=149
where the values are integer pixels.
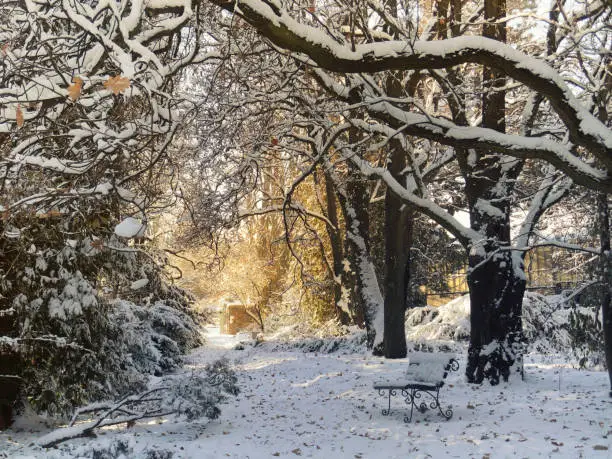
left=443, top=0, right=526, bottom=383
left=343, top=173, right=373, bottom=335
left=378, top=0, right=413, bottom=359
left=463, top=152, right=526, bottom=384
left=334, top=165, right=384, bottom=349
left=466, top=241, right=526, bottom=384
left=464, top=0, right=526, bottom=384
left=320, top=168, right=351, bottom=325
left=383, top=139, right=411, bottom=358
left=597, top=192, right=612, bottom=396
left=0, top=307, right=20, bottom=429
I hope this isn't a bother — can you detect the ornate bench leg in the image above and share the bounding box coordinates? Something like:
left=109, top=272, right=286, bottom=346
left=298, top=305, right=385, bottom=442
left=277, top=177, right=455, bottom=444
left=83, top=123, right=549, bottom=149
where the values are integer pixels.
left=402, top=388, right=417, bottom=423
left=429, top=388, right=453, bottom=420
left=402, top=388, right=453, bottom=422
left=378, top=388, right=397, bottom=416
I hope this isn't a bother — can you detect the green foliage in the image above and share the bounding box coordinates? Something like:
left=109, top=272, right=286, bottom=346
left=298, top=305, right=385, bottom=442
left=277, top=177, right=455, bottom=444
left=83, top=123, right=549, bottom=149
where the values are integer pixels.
left=16, top=293, right=203, bottom=418
left=0, top=208, right=203, bottom=418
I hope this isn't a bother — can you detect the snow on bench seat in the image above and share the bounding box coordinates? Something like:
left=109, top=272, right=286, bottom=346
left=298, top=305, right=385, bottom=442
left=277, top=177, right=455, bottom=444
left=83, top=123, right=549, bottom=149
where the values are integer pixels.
left=373, top=352, right=459, bottom=422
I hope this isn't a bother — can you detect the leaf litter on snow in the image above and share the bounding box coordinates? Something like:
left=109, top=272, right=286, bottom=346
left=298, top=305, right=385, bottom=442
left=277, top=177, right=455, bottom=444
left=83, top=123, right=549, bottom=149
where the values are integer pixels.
left=2, top=325, right=611, bottom=458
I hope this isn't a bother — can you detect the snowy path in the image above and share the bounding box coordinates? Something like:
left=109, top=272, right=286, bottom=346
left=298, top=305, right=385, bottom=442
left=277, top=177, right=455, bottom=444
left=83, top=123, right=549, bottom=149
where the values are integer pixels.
left=2, top=328, right=611, bottom=458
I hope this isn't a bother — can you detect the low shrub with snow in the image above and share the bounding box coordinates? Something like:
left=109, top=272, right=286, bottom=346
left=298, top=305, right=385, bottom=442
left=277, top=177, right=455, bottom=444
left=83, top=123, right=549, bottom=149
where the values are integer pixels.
left=405, top=295, right=471, bottom=342
left=10, top=274, right=202, bottom=418
left=15, top=297, right=203, bottom=418
left=0, top=214, right=206, bottom=421
left=524, top=291, right=604, bottom=367
left=110, top=300, right=202, bottom=377
left=273, top=332, right=368, bottom=354
left=166, top=360, right=239, bottom=421
left=44, top=435, right=174, bottom=459
left=405, top=291, right=605, bottom=367
left=260, top=321, right=368, bottom=354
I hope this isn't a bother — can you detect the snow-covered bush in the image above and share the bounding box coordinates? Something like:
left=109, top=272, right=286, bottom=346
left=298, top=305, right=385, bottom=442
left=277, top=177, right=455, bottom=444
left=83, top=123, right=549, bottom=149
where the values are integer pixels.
left=523, top=290, right=604, bottom=366
left=162, top=361, right=239, bottom=421
left=566, top=285, right=605, bottom=368
left=262, top=323, right=368, bottom=354
left=568, top=305, right=604, bottom=368
left=405, top=295, right=471, bottom=342
left=37, top=298, right=201, bottom=417
left=405, top=292, right=605, bottom=367
left=15, top=295, right=202, bottom=418
left=88, top=438, right=136, bottom=459
left=1, top=218, right=204, bottom=419
left=521, top=293, right=572, bottom=353
left=53, top=436, right=174, bottom=459
left=109, top=300, right=202, bottom=377
left=11, top=264, right=128, bottom=417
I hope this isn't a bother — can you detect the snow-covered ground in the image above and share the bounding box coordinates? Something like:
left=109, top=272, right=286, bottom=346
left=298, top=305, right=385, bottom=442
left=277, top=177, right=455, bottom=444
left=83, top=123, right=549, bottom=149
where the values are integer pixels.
left=2, top=326, right=611, bottom=459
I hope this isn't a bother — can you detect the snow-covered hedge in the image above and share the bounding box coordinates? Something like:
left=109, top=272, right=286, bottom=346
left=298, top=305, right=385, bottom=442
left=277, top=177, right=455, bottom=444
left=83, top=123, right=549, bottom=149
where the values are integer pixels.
left=0, top=207, right=206, bottom=420
left=405, top=292, right=605, bottom=367
left=246, top=291, right=603, bottom=366
left=260, top=322, right=368, bottom=354
left=405, top=295, right=471, bottom=342
left=109, top=300, right=202, bottom=377
left=15, top=294, right=203, bottom=418
left=524, top=291, right=604, bottom=367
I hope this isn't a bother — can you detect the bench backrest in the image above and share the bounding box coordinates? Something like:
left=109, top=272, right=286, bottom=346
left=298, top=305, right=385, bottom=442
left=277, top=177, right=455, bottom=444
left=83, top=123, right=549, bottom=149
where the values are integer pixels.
left=405, top=352, right=459, bottom=383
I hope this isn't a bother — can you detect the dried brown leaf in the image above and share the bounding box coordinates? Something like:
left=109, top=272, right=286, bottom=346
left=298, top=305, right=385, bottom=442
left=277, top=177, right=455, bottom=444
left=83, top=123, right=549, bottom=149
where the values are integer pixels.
left=104, top=75, right=130, bottom=95
left=16, top=104, right=24, bottom=128
left=90, top=239, right=104, bottom=250
left=67, top=76, right=84, bottom=101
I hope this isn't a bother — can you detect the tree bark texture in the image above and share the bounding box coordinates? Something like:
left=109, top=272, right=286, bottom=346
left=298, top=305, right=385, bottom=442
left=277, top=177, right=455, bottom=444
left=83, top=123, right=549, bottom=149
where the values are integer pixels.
left=464, top=0, right=526, bottom=384
left=337, top=164, right=385, bottom=348
left=597, top=192, right=612, bottom=397
left=321, top=169, right=351, bottom=325
left=383, top=138, right=411, bottom=358
left=342, top=176, right=371, bottom=329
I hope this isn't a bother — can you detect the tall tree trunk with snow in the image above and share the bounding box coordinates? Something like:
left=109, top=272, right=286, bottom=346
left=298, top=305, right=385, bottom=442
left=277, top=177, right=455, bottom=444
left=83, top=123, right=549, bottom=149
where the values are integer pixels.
left=381, top=52, right=412, bottom=356
left=465, top=218, right=526, bottom=384
left=343, top=176, right=369, bottom=330
left=320, top=169, right=351, bottom=325
left=378, top=0, right=422, bottom=358
left=464, top=0, right=526, bottom=384
left=441, top=0, right=526, bottom=383
left=597, top=192, right=612, bottom=397
left=333, top=164, right=384, bottom=350
left=382, top=136, right=411, bottom=358
left=0, top=310, right=19, bottom=429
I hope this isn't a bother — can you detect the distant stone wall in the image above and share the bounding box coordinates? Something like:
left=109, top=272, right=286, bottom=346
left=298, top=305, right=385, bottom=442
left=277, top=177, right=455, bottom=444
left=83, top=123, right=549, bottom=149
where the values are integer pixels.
left=220, top=303, right=258, bottom=335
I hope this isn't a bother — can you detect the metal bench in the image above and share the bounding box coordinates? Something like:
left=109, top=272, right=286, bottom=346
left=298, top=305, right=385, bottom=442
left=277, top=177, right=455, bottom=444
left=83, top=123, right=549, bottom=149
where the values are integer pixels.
left=373, top=353, right=459, bottom=422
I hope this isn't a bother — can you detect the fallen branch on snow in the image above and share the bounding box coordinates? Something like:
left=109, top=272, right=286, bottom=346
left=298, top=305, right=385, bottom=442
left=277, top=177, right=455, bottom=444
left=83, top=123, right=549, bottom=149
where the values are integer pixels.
left=38, top=360, right=238, bottom=448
